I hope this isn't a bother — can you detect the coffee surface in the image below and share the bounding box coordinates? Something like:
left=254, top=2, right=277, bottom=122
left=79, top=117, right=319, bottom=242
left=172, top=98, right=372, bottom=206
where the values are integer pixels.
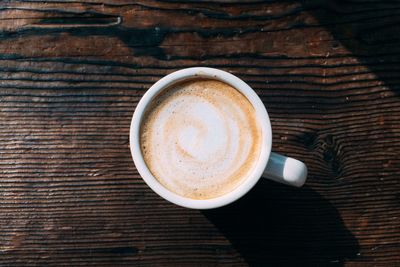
left=140, top=79, right=261, bottom=199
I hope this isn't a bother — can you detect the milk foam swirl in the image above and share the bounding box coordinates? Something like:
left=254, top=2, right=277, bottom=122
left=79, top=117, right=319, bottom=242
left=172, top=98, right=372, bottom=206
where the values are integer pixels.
left=140, top=80, right=261, bottom=199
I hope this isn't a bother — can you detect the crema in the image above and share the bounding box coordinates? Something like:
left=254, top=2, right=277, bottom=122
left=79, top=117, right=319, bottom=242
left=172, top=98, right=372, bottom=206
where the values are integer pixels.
left=140, top=79, right=261, bottom=199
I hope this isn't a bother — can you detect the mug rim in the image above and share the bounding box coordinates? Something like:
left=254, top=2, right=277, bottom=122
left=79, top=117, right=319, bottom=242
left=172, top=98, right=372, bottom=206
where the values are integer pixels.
left=130, top=67, right=272, bottom=209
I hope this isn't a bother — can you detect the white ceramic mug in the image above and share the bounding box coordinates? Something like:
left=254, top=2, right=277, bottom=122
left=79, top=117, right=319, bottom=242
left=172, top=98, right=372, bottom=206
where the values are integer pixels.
left=130, top=67, right=307, bottom=209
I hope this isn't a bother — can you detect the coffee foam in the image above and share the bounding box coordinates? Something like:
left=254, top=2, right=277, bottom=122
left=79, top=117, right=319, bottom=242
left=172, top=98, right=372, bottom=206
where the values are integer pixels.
left=140, top=79, right=261, bottom=199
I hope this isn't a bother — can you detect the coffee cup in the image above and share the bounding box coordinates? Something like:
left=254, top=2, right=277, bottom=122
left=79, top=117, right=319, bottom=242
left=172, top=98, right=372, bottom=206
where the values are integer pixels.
left=130, top=67, right=307, bottom=209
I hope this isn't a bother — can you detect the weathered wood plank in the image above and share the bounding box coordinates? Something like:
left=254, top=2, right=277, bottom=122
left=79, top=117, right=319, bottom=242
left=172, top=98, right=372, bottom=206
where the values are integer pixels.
left=0, top=0, right=399, bottom=266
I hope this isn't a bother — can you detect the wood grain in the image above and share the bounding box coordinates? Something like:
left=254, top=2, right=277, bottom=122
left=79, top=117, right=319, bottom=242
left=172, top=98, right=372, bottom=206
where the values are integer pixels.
left=0, top=0, right=399, bottom=266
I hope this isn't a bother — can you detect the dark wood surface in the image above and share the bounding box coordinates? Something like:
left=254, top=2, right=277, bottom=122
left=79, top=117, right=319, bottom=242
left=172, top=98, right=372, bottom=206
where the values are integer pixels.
left=1, top=1, right=399, bottom=266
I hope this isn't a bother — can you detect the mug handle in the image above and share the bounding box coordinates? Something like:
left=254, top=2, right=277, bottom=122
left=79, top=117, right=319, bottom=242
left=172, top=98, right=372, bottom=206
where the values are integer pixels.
left=262, top=152, right=307, bottom=187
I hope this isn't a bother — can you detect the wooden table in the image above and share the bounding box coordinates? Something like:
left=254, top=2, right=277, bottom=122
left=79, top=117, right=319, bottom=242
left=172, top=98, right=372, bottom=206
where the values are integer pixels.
left=1, top=1, right=399, bottom=266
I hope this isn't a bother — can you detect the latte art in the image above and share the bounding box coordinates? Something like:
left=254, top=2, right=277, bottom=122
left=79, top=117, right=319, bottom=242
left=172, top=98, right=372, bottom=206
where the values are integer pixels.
left=140, top=79, right=261, bottom=199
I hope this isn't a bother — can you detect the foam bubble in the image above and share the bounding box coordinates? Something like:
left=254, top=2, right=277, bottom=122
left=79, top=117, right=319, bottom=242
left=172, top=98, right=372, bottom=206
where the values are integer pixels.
left=140, top=79, right=261, bottom=199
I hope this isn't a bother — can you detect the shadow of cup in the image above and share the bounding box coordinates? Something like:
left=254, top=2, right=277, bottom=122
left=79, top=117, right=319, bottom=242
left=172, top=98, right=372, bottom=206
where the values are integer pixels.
left=203, top=180, right=359, bottom=266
